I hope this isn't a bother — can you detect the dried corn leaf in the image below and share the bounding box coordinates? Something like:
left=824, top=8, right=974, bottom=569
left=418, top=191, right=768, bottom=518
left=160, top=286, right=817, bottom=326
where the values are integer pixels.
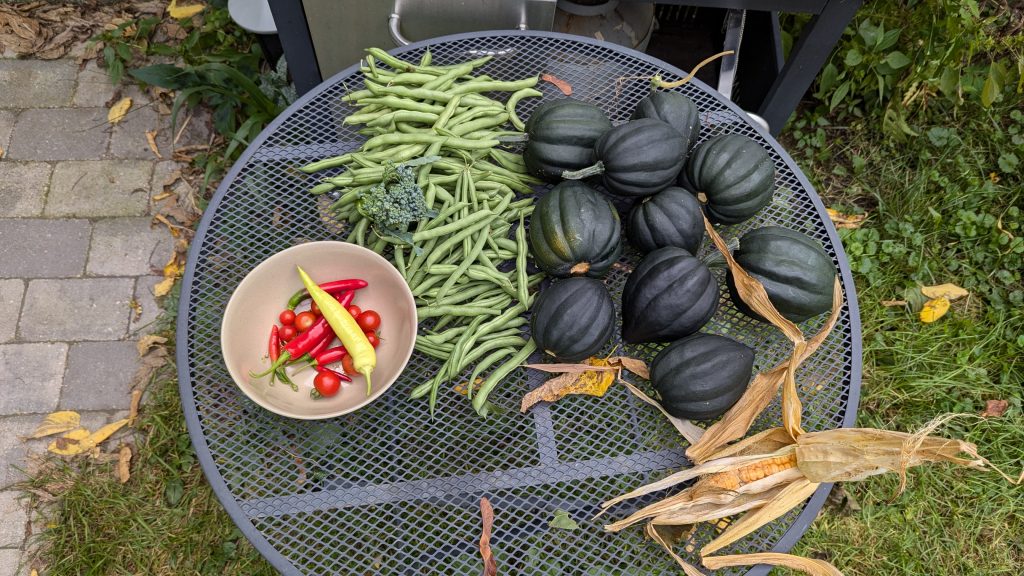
left=107, top=97, right=131, bottom=125
left=782, top=340, right=810, bottom=439
left=702, top=552, right=844, bottom=576
left=612, top=356, right=650, bottom=380
left=117, top=445, right=132, bottom=483
left=619, top=380, right=703, bottom=444
left=704, top=427, right=792, bottom=461
left=650, top=480, right=797, bottom=526
left=702, top=477, right=819, bottom=555
left=920, top=283, right=968, bottom=300
left=686, top=279, right=843, bottom=463
left=29, top=411, right=81, bottom=438
left=645, top=523, right=705, bottom=576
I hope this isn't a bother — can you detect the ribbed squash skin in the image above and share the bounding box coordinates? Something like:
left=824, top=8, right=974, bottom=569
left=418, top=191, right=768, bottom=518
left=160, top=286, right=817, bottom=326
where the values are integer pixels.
left=594, top=118, right=686, bottom=197
left=627, top=186, right=704, bottom=255
left=631, top=91, right=700, bottom=151
left=621, top=247, right=718, bottom=343
left=530, top=277, right=616, bottom=361
left=651, top=333, right=755, bottom=420
left=727, top=226, right=836, bottom=323
left=524, top=99, right=612, bottom=182
left=685, top=133, right=775, bottom=224
left=529, top=181, right=622, bottom=278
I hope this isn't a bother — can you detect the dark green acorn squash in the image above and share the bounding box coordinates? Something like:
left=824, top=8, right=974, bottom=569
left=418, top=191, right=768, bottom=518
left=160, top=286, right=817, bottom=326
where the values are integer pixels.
left=529, top=180, right=622, bottom=277
left=530, top=277, right=616, bottom=362
left=564, top=118, right=686, bottom=198
left=651, top=333, right=754, bottom=421
left=631, top=91, right=700, bottom=151
left=523, top=99, right=612, bottom=182
left=727, top=226, right=836, bottom=323
left=685, top=133, right=774, bottom=224
left=627, top=186, right=704, bottom=255
left=621, top=247, right=718, bottom=343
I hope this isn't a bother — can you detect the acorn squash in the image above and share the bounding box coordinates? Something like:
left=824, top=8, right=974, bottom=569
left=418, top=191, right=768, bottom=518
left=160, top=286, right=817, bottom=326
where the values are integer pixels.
left=523, top=99, right=612, bottom=182
left=685, top=133, right=774, bottom=224
left=627, top=186, right=704, bottom=255
left=631, top=91, right=700, bottom=151
left=650, top=333, right=755, bottom=421
left=530, top=277, right=616, bottom=362
left=621, top=247, right=718, bottom=343
left=528, top=180, right=622, bottom=277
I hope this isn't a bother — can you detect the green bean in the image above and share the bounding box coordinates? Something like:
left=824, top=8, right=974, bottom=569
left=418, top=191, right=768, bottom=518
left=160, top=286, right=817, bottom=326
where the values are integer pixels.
left=341, top=89, right=373, bottom=102
left=505, top=87, right=543, bottom=130
left=419, top=49, right=432, bottom=66
left=448, top=105, right=506, bottom=128
left=348, top=217, right=369, bottom=245
left=435, top=229, right=488, bottom=301
left=433, top=94, right=462, bottom=130
left=417, top=305, right=500, bottom=319
left=411, top=272, right=446, bottom=296
left=411, top=209, right=494, bottom=242
left=343, top=108, right=392, bottom=124
left=476, top=160, right=543, bottom=185
left=367, top=82, right=500, bottom=107
left=492, top=237, right=519, bottom=252
left=450, top=114, right=511, bottom=137
left=370, top=234, right=387, bottom=254
left=483, top=173, right=536, bottom=194
left=479, top=324, right=527, bottom=341
left=419, top=325, right=468, bottom=344
left=487, top=150, right=527, bottom=174
left=416, top=141, right=444, bottom=188
left=367, top=110, right=439, bottom=127
left=426, top=54, right=493, bottom=71
left=405, top=236, right=437, bottom=280
left=359, top=96, right=445, bottom=114
left=465, top=347, right=516, bottom=400
left=394, top=246, right=407, bottom=278
left=385, top=72, right=437, bottom=86
left=310, top=182, right=336, bottom=195
left=421, top=201, right=470, bottom=231
left=431, top=316, right=486, bottom=410
left=473, top=340, right=537, bottom=414
left=515, top=214, right=529, bottom=308
left=362, top=133, right=499, bottom=151
left=421, top=62, right=475, bottom=91
left=433, top=282, right=504, bottom=307
left=466, top=268, right=516, bottom=296
left=364, top=48, right=424, bottom=73
left=414, top=341, right=452, bottom=361
left=451, top=76, right=539, bottom=95
left=300, top=153, right=353, bottom=173
left=328, top=187, right=366, bottom=210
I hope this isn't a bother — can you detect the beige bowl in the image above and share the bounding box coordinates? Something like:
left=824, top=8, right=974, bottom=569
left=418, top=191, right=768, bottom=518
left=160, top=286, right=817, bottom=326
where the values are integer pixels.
left=221, top=241, right=417, bottom=419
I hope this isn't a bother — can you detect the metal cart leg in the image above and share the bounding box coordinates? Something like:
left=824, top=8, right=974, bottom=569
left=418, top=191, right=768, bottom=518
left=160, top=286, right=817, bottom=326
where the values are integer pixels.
left=267, top=0, right=322, bottom=95
left=757, top=0, right=862, bottom=135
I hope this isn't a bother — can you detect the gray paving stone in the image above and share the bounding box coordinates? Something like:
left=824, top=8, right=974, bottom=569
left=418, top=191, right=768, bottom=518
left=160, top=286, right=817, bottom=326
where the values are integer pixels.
left=86, top=218, right=174, bottom=276
left=5, top=108, right=109, bottom=161
left=0, top=110, right=14, bottom=152
left=0, top=491, right=27, bottom=548
left=60, top=342, right=139, bottom=411
left=108, top=101, right=161, bottom=160
left=19, top=279, right=132, bottom=341
left=129, top=276, right=164, bottom=335
left=46, top=160, right=152, bottom=217
left=0, top=281, right=23, bottom=344
left=0, top=343, right=66, bottom=415
left=0, top=547, right=24, bottom=576
left=0, top=162, right=51, bottom=217
left=0, top=219, right=91, bottom=278
left=0, top=416, right=44, bottom=489
left=71, top=60, right=120, bottom=108
left=0, top=59, right=76, bottom=109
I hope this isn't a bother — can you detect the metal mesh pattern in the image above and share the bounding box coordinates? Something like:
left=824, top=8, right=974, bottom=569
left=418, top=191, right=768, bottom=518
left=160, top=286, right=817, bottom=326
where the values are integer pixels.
left=179, top=32, right=860, bottom=576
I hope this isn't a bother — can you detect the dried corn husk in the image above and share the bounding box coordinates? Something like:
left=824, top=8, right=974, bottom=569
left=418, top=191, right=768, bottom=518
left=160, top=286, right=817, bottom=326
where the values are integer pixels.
left=702, top=552, right=845, bottom=576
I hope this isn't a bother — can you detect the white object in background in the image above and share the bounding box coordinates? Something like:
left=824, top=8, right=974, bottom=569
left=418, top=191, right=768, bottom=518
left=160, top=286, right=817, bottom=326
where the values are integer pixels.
left=227, top=0, right=277, bottom=35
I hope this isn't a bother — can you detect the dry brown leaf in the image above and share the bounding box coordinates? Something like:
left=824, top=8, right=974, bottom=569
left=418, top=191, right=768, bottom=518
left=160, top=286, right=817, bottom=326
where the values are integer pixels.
left=920, top=283, right=968, bottom=300
left=919, top=297, right=950, bottom=323
left=145, top=129, right=162, bottom=158
left=881, top=299, right=908, bottom=307
left=29, top=411, right=81, bottom=439
left=152, top=191, right=174, bottom=201
left=479, top=497, right=497, bottom=576
left=162, top=169, right=183, bottom=187
left=117, top=445, right=132, bottom=483
left=645, top=523, right=705, bottom=576
left=612, top=356, right=650, bottom=380
left=702, top=552, right=844, bottom=576
left=128, top=389, right=143, bottom=426
left=826, top=208, right=867, bottom=229
left=0, top=146, right=5, bottom=159
left=701, top=477, right=819, bottom=555
left=522, top=362, right=618, bottom=374
left=980, top=399, right=1009, bottom=418
left=521, top=366, right=615, bottom=412
left=129, top=298, right=143, bottom=321
left=136, top=335, right=167, bottom=356
left=107, top=97, right=132, bottom=125
left=168, top=0, right=205, bottom=19
left=153, top=213, right=180, bottom=237
left=541, top=73, right=572, bottom=95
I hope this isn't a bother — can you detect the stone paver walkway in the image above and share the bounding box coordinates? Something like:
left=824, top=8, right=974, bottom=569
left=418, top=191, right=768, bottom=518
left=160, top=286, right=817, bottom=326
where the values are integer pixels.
left=0, top=56, right=206, bottom=575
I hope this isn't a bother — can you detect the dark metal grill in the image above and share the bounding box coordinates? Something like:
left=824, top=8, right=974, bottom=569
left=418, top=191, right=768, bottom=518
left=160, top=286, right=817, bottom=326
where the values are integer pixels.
left=178, top=32, right=861, bottom=576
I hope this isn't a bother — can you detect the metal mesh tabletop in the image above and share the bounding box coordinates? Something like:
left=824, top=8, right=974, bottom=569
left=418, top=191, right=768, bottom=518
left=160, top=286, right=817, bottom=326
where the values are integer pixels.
left=178, top=32, right=861, bottom=575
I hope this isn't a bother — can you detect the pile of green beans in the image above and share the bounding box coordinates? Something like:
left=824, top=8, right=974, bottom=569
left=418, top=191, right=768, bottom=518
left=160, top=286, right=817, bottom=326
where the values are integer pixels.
left=300, top=48, right=546, bottom=417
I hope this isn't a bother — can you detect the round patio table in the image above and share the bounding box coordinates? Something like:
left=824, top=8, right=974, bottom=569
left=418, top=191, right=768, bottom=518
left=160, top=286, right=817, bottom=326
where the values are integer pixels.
left=177, top=31, right=861, bottom=575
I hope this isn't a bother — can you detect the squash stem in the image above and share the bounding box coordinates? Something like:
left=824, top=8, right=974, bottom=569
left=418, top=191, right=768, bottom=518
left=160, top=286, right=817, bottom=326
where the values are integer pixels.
left=561, top=161, right=605, bottom=180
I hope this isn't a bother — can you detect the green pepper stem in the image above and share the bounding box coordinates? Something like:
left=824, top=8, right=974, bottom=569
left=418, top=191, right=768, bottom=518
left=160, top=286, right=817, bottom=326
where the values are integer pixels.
left=249, top=352, right=291, bottom=378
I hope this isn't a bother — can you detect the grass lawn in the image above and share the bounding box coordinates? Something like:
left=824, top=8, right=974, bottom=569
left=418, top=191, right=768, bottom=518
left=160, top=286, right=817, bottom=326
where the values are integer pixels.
left=19, top=2, right=1022, bottom=575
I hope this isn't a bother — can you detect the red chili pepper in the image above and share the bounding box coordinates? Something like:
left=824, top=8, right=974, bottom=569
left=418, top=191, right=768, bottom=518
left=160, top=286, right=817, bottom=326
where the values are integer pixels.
left=287, top=279, right=368, bottom=309
left=336, top=290, right=356, bottom=308
left=268, top=325, right=280, bottom=362
left=306, top=332, right=333, bottom=359
left=317, top=366, right=352, bottom=382
left=250, top=316, right=334, bottom=378
left=313, top=345, right=348, bottom=367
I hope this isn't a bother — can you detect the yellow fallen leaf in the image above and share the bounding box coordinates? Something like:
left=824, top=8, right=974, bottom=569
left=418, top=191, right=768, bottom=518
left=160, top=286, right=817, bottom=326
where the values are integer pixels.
left=168, top=0, right=205, bottom=19
left=521, top=358, right=617, bottom=412
left=118, top=445, right=132, bottom=483
left=920, top=283, right=968, bottom=301
left=919, top=297, right=950, bottom=323
left=145, top=129, right=162, bottom=158
left=30, top=411, right=81, bottom=438
left=47, top=428, right=91, bottom=456
left=0, top=146, right=5, bottom=159
left=153, top=275, right=176, bottom=298
left=153, top=213, right=180, bottom=237
left=827, top=208, right=867, bottom=229
left=107, top=97, right=132, bottom=125
left=137, top=334, right=168, bottom=356
left=128, top=389, right=143, bottom=426
left=152, top=191, right=174, bottom=201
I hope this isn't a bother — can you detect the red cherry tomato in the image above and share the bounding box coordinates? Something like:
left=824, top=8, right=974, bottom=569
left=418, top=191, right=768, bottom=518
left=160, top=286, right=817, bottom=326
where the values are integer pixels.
left=346, top=305, right=362, bottom=318
left=313, top=370, right=341, bottom=397
left=294, top=311, right=317, bottom=332
left=341, top=353, right=356, bottom=375
left=310, top=300, right=321, bottom=315
left=364, top=331, right=380, bottom=348
left=356, top=310, right=381, bottom=332
left=278, top=325, right=297, bottom=341
left=279, top=310, right=295, bottom=325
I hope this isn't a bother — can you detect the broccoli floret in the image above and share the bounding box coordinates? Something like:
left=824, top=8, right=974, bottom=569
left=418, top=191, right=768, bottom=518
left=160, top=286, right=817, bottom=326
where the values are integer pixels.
left=357, top=161, right=434, bottom=233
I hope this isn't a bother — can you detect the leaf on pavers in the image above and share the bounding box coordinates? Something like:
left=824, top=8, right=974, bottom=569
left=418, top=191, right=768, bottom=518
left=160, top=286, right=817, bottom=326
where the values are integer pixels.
left=137, top=334, right=168, bottom=356
left=164, top=477, right=184, bottom=507
left=549, top=509, right=579, bottom=530
left=826, top=208, right=867, bottom=229
left=168, top=0, right=205, bottom=19
left=29, top=411, right=81, bottom=439
left=117, top=445, right=132, bottom=483
left=154, top=251, right=184, bottom=298
left=107, top=97, right=132, bottom=125
left=0, top=146, right=5, bottom=159
left=478, top=497, right=497, bottom=576
left=47, top=428, right=91, bottom=456
left=146, top=129, right=162, bottom=158
left=920, top=283, right=969, bottom=301
left=129, top=299, right=143, bottom=322
left=153, top=213, right=181, bottom=238
left=980, top=399, right=1009, bottom=418
left=919, top=297, right=950, bottom=323
left=128, top=389, right=143, bottom=426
